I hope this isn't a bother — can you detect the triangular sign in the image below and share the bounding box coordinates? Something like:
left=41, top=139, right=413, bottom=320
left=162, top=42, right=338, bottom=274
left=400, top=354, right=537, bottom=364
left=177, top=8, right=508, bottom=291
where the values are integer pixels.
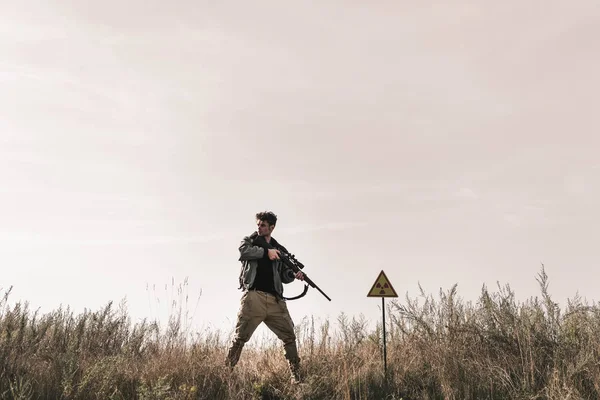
left=367, top=270, right=398, bottom=297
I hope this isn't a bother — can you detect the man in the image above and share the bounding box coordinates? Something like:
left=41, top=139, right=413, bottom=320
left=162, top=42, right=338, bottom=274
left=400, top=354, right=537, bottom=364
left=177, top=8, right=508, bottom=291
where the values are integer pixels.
left=225, top=211, right=305, bottom=383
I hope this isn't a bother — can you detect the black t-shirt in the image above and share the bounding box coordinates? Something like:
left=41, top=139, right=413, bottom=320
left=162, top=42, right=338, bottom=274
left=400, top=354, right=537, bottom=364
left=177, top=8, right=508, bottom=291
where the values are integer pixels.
left=249, top=240, right=277, bottom=296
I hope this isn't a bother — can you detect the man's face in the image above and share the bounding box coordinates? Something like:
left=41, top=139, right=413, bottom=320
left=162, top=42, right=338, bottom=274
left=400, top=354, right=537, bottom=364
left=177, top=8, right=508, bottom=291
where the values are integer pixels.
left=257, top=220, right=274, bottom=236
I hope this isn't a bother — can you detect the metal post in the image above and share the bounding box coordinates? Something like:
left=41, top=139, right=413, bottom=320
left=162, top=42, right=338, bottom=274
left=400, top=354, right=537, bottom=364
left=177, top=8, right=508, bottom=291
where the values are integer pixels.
left=382, top=297, right=387, bottom=380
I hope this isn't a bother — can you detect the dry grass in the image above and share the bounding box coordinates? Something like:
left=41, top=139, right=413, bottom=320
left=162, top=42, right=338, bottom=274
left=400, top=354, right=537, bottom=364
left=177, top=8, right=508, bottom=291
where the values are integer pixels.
left=1, top=265, right=599, bottom=400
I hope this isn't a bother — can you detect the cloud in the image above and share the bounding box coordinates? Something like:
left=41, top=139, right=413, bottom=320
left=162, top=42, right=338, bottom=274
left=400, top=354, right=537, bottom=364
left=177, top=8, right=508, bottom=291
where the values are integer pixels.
left=279, top=221, right=368, bottom=235
left=291, top=181, right=456, bottom=201
left=564, top=175, right=591, bottom=196
left=0, top=232, right=229, bottom=247
left=454, top=187, right=479, bottom=200
left=503, top=213, right=522, bottom=227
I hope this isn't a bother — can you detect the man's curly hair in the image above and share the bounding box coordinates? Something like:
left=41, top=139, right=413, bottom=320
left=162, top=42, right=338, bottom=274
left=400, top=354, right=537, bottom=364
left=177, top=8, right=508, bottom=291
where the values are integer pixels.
left=256, top=211, right=277, bottom=226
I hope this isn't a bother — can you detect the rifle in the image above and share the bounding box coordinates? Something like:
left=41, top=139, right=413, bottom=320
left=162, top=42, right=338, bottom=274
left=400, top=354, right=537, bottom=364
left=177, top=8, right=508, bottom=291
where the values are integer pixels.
left=254, top=235, right=332, bottom=302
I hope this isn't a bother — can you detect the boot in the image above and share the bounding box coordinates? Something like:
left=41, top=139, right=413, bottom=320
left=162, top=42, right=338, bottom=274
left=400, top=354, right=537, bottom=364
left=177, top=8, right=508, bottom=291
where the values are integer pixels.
left=225, top=341, right=244, bottom=370
left=288, top=359, right=303, bottom=384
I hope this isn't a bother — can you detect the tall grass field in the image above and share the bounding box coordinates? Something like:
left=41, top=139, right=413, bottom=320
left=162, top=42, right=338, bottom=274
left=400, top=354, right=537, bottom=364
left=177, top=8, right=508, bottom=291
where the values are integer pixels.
left=1, top=267, right=598, bottom=400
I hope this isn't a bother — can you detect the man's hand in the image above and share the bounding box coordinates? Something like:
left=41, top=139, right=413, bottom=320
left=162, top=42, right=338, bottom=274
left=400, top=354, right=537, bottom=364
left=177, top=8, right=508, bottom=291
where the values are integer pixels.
left=295, top=271, right=305, bottom=281
left=267, top=249, right=280, bottom=260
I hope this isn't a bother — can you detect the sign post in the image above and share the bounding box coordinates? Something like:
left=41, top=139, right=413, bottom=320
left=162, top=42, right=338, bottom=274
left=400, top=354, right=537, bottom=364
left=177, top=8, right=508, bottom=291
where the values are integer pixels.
left=367, top=270, right=398, bottom=381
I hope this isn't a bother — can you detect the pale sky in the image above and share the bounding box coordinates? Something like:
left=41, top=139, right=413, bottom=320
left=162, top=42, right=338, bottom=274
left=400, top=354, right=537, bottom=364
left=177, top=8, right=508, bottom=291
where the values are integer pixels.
left=1, top=1, right=599, bottom=341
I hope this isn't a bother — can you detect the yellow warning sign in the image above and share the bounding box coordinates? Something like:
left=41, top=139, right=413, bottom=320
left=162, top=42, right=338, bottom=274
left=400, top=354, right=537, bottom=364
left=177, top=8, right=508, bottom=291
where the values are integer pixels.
left=367, top=270, right=398, bottom=297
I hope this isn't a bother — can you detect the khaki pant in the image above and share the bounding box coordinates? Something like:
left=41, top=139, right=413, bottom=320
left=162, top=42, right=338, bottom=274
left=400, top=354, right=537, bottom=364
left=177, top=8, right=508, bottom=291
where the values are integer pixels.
left=226, top=290, right=301, bottom=379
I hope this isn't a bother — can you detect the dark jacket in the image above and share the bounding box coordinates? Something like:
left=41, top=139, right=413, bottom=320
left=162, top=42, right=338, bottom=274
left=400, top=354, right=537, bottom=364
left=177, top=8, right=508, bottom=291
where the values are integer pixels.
left=237, top=232, right=296, bottom=300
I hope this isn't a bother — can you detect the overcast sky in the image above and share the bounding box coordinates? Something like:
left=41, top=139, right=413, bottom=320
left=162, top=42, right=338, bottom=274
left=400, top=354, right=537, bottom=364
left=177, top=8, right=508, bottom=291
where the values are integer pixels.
left=1, top=1, right=599, bottom=341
